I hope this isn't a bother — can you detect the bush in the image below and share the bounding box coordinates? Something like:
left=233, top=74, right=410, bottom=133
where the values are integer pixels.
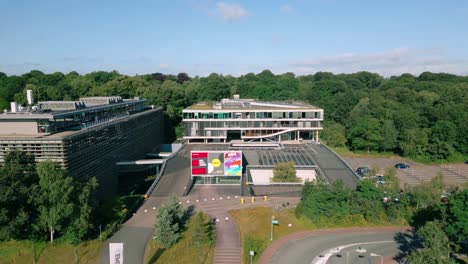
left=272, top=162, right=301, bottom=182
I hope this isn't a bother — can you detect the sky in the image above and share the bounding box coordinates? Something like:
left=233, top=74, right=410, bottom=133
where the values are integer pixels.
left=1, top=0, right=468, bottom=77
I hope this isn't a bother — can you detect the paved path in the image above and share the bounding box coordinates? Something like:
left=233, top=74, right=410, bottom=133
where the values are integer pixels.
left=258, top=226, right=410, bottom=264
left=97, top=189, right=299, bottom=264
left=187, top=185, right=300, bottom=264
left=97, top=197, right=166, bottom=264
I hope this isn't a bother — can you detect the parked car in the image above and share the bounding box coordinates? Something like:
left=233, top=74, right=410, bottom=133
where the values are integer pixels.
left=395, top=163, right=410, bottom=169
left=356, top=167, right=370, bottom=177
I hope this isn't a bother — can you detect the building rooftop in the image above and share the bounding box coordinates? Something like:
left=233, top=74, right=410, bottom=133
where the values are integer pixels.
left=184, top=96, right=320, bottom=111
left=1, top=97, right=146, bottom=121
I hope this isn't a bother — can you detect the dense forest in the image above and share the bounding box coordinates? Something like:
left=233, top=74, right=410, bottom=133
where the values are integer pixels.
left=0, top=70, right=467, bottom=162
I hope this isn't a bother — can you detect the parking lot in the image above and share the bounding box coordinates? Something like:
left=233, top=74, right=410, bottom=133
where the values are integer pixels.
left=345, top=157, right=468, bottom=187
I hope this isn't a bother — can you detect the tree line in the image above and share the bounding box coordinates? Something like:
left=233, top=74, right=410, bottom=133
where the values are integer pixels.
left=0, top=151, right=97, bottom=243
left=0, top=70, right=467, bottom=161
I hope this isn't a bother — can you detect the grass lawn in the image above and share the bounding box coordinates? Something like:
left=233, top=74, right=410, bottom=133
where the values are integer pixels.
left=0, top=239, right=103, bottom=264
left=331, top=146, right=398, bottom=159
left=330, top=146, right=467, bottom=164
left=230, top=206, right=313, bottom=263
left=144, top=214, right=215, bottom=264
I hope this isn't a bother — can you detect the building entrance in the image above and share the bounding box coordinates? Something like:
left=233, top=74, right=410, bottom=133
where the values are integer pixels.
left=203, top=176, right=217, bottom=184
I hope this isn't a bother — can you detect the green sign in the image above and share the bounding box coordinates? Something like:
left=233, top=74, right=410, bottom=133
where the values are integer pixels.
left=272, top=220, right=279, bottom=225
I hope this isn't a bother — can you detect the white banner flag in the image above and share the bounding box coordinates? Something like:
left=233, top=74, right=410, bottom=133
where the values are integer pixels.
left=109, top=243, right=124, bottom=264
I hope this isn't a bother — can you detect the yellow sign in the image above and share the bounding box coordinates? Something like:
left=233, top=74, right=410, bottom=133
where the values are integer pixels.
left=211, top=158, right=221, bottom=168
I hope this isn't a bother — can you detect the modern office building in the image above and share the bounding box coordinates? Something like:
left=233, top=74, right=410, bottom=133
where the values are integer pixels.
left=182, top=95, right=323, bottom=143
left=0, top=94, right=163, bottom=198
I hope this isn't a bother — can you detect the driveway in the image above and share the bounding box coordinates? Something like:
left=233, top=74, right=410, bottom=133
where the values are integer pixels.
left=259, top=227, right=409, bottom=264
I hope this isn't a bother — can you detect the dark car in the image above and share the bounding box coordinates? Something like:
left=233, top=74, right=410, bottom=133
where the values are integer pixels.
left=395, top=163, right=410, bottom=169
left=356, top=167, right=370, bottom=177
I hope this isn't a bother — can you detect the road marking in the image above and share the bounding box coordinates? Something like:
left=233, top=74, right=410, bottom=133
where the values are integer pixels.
left=310, top=240, right=394, bottom=264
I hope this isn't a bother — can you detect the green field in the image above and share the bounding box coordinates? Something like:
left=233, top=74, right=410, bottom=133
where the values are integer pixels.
left=0, top=239, right=103, bottom=264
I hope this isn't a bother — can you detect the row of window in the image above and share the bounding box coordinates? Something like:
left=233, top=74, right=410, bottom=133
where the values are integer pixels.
left=183, top=111, right=322, bottom=119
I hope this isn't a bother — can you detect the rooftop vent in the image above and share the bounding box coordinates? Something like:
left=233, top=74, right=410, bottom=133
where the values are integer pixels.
left=26, top=89, right=34, bottom=105
left=10, top=102, right=17, bottom=113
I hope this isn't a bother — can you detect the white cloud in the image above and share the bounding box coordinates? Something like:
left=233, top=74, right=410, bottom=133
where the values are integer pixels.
left=280, top=4, right=294, bottom=14
left=159, top=63, right=170, bottom=69
left=290, top=48, right=468, bottom=76
left=213, top=2, right=248, bottom=21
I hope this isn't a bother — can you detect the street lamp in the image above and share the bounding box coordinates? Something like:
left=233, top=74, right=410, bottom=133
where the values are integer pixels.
left=99, top=224, right=102, bottom=241
left=370, top=253, right=383, bottom=264
left=270, top=216, right=274, bottom=241
left=271, top=216, right=279, bottom=241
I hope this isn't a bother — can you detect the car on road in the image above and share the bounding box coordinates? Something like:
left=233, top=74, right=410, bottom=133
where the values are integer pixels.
left=394, top=163, right=410, bottom=169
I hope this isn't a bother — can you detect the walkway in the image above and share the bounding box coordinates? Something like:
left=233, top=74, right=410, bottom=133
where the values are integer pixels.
left=187, top=185, right=300, bottom=264
left=97, top=187, right=299, bottom=264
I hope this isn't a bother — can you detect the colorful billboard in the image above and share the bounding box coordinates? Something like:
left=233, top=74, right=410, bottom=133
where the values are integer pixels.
left=224, top=151, right=242, bottom=176
left=191, top=151, right=242, bottom=176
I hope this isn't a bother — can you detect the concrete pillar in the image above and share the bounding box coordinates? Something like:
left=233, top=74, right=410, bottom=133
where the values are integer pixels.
left=316, top=130, right=319, bottom=143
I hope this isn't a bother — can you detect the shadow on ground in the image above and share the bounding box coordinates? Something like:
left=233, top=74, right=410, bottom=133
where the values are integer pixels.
left=147, top=248, right=166, bottom=264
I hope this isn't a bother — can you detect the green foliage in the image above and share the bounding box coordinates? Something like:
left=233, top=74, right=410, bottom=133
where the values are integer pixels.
left=408, top=221, right=455, bottom=264
left=321, top=121, right=347, bottom=147
left=272, top=162, right=300, bottom=182
left=0, top=151, right=39, bottom=240
left=243, top=235, right=267, bottom=264
left=191, top=212, right=216, bottom=263
left=0, top=153, right=100, bottom=243
left=154, top=195, right=187, bottom=248
left=37, top=161, right=75, bottom=243
left=445, top=189, right=468, bottom=245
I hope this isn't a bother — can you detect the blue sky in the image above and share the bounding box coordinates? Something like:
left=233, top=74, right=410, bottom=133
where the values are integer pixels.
left=1, top=0, right=467, bottom=76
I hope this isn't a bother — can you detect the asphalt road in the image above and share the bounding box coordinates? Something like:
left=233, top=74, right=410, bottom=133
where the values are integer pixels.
left=97, top=197, right=166, bottom=264
left=268, top=229, right=405, bottom=264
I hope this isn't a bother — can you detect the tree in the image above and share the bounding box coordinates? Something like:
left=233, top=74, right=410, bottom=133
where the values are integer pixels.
left=0, top=151, right=39, bottom=240
left=380, top=120, right=398, bottom=152
left=191, top=212, right=215, bottom=263
left=65, top=177, right=98, bottom=243
left=321, top=121, right=347, bottom=147
left=272, top=162, right=300, bottom=182
left=347, top=117, right=383, bottom=152
left=154, top=206, right=180, bottom=248
left=400, top=128, right=429, bottom=157
left=37, top=161, right=75, bottom=243
left=154, top=195, right=187, bottom=248
left=445, top=189, right=468, bottom=246
left=408, top=221, right=455, bottom=264
left=176, top=73, right=191, bottom=84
